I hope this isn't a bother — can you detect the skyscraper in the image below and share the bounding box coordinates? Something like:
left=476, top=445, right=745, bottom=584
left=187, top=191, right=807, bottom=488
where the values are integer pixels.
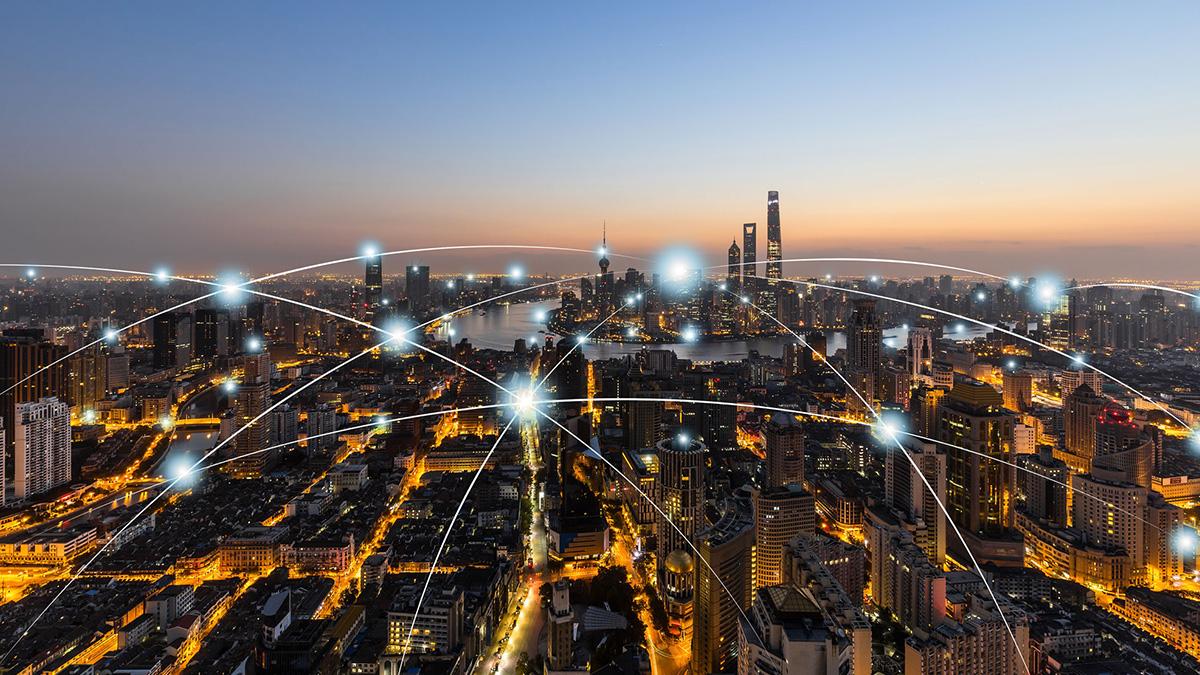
left=364, top=252, right=383, bottom=323
left=742, top=223, right=757, bottom=283
left=727, top=240, right=741, bottom=288
left=229, top=351, right=273, bottom=478
left=907, top=327, right=934, bottom=378
left=766, top=190, right=782, bottom=282
left=764, top=414, right=805, bottom=487
left=885, top=442, right=948, bottom=566
left=692, top=499, right=754, bottom=675
left=753, top=484, right=814, bottom=589
left=656, top=434, right=706, bottom=567
left=937, top=379, right=1017, bottom=554
left=846, top=299, right=882, bottom=403
left=1, top=337, right=68, bottom=459
left=1092, top=401, right=1153, bottom=489
left=13, top=396, right=71, bottom=500
left=1061, top=383, right=1104, bottom=474
left=405, top=265, right=431, bottom=313
left=152, top=312, right=178, bottom=369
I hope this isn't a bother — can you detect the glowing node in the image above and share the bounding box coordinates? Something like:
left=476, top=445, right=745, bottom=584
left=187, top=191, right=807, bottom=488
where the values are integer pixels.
left=535, top=310, right=548, bottom=322
left=1072, top=353, right=1086, bottom=364
left=446, top=280, right=455, bottom=289
left=576, top=335, right=587, bottom=345
left=975, top=291, right=986, bottom=301
left=155, top=267, right=170, bottom=282
left=104, top=328, right=119, bottom=343
left=669, top=262, right=689, bottom=282
left=677, top=433, right=689, bottom=445
left=381, top=298, right=390, bottom=306
left=448, top=328, right=456, bottom=337
left=1007, top=359, right=1017, bottom=370
left=870, top=275, right=879, bottom=283
left=1009, top=277, right=1022, bottom=289
left=718, top=282, right=727, bottom=291
left=740, top=295, right=750, bottom=304
left=635, top=292, right=643, bottom=300
left=384, top=321, right=411, bottom=342
left=375, top=415, right=390, bottom=428
left=514, top=389, right=536, bottom=417
left=170, top=463, right=192, bottom=481
left=681, top=326, right=699, bottom=342
left=624, top=295, right=634, bottom=304
left=597, top=246, right=608, bottom=257
left=222, top=380, right=237, bottom=394
left=824, top=273, right=832, bottom=281
left=1174, top=528, right=1197, bottom=555
left=246, top=337, right=262, bottom=352
left=509, top=265, right=524, bottom=279
left=955, top=323, right=965, bottom=334
left=82, top=409, right=98, bottom=424
left=901, top=323, right=909, bottom=330
left=159, top=416, right=174, bottom=431
left=362, top=244, right=379, bottom=258
left=466, top=273, right=475, bottom=281
left=626, top=327, right=637, bottom=338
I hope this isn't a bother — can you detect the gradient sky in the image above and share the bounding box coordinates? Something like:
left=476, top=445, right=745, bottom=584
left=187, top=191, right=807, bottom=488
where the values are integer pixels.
left=2, top=2, right=1199, bottom=279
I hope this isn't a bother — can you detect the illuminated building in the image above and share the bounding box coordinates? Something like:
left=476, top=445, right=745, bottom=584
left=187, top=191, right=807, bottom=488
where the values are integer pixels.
left=738, top=584, right=870, bottom=675
left=846, top=299, right=881, bottom=403
left=742, top=222, right=757, bottom=283
left=727, top=239, right=742, bottom=289
left=194, top=307, right=226, bottom=359
left=1060, top=383, right=1104, bottom=474
left=2, top=337, right=67, bottom=460
left=765, top=191, right=782, bottom=282
left=754, top=484, right=814, bottom=589
left=1111, top=588, right=1200, bottom=660
left=908, top=326, right=935, bottom=379
left=1092, top=401, right=1153, bottom=489
left=405, top=264, right=430, bottom=313
left=1001, top=371, right=1032, bottom=413
left=364, top=252, right=383, bottom=323
left=693, top=498, right=754, bottom=675
left=66, top=344, right=106, bottom=414
left=387, top=581, right=464, bottom=655
left=229, top=351, right=273, bottom=478
left=152, top=311, right=178, bottom=369
left=885, top=442, right=947, bottom=567
left=546, top=580, right=574, bottom=669
left=937, top=379, right=1020, bottom=564
left=903, top=592, right=1029, bottom=675
left=656, top=434, right=706, bottom=575
left=1017, top=447, right=1069, bottom=528
left=13, top=396, right=71, bottom=501
left=1059, top=369, right=1103, bottom=399
left=764, top=414, right=805, bottom=488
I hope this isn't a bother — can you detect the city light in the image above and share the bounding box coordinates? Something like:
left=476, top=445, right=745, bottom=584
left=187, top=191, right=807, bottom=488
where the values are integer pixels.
left=384, top=321, right=412, bottom=343
left=976, top=291, right=986, bottom=301
left=1072, top=353, right=1087, bottom=365
left=155, top=267, right=170, bottom=282
left=626, top=327, right=637, bottom=338
left=446, top=280, right=455, bottom=289
left=597, top=246, right=607, bottom=257
left=718, top=282, right=727, bottom=291
left=1174, top=528, right=1197, bottom=555
left=1009, top=276, right=1022, bottom=289
left=740, top=295, right=750, bottom=304
left=246, top=337, right=262, bottom=352
left=448, top=327, right=456, bottom=337
left=669, top=261, right=689, bottom=282
left=681, top=326, right=699, bottom=342
left=509, top=265, right=524, bottom=279
left=382, top=298, right=390, bottom=306
left=513, top=389, right=536, bottom=418
left=1007, top=359, right=1018, bottom=370
left=677, top=433, right=689, bottom=445
left=466, top=273, right=475, bottom=281
left=25, top=268, right=36, bottom=278
left=362, top=243, right=379, bottom=258
left=222, top=379, right=238, bottom=394
left=955, top=323, right=965, bottom=334
left=534, top=309, right=547, bottom=322
left=159, top=416, right=174, bottom=431
left=901, top=323, right=909, bottom=330
left=635, top=292, right=643, bottom=300
left=104, top=328, right=119, bottom=343
left=870, top=275, right=879, bottom=283
left=576, top=335, right=587, bottom=344
left=82, top=409, right=98, bottom=424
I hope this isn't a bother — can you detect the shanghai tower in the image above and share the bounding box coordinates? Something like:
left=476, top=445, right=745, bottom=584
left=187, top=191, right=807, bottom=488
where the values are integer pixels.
left=766, top=190, right=782, bottom=281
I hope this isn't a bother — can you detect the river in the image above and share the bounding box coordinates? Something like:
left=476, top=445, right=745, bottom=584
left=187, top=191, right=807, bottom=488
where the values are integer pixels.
left=435, top=301, right=994, bottom=360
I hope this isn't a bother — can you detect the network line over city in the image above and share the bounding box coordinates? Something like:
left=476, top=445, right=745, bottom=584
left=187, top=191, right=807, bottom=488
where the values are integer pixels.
left=4, top=4, right=1200, bottom=675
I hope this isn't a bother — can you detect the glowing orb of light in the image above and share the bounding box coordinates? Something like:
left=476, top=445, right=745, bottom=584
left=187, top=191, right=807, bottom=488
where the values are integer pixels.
left=381, top=298, right=390, bottom=306
left=626, top=327, right=637, bottom=338
left=718, top=282, right=727, bottom=291
left=955, top=323, right=965, bottom=334
left=677, top=433, right=689, bottom=445
left=624, top=295, right=634, bottom=304
left=635, top=292, right=643, bottom=300
left=245, top=337, right=262, bottom=352
left=25, top=268, right=37, bottom=278
left=222, top=380, right=237, bottom=394
left=104, top=329, right=119, bottom=343
left=1007, top=360, right=1018, bottom=370
left=534, top=310, right=547, bottom=322
left=976, top=291, right=986, bottom=301
left=466, top=273, right=475, bottom=281
left=681, top=326, right=699, bottom=342
left=384, top=321, right=411, bottom=343
left=446, top=280, right=455, bottom=289
left=82, top=409, right=98, bottom=424
left=448, top=328, right=456, bottom=337
left=159, top=416, right=174, bottom=431
left=740, top=295, right=750, bottom=304
left=597, top=246, right=608, bottom=257
left=513, top=389, right=537, bottom=418
left=1174, top=528, right=1198, bottom=555
left=1072, top=353, right=1087, bottom=365
left=509, top=265, right=524, bottom=279
left=361, top=243, right=379, bottom=258
left=169, top=461, right=194, bottom=483
left=1009, top=277, right=1022, bottom=289
left=155, top=267, right=170, bottom=283
left=870, top=275, right=880, bottom=283
left=901, top=323, right=909, bottom=330
left=824, top=273, right=832, bottom=281
left=576, top=335, right=587, bottom=345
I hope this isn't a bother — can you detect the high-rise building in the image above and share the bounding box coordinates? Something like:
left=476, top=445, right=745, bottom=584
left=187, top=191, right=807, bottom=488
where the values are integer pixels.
left=0, top=422, right=4, bottom=507
left=1, top=337, right=68, bottom=459
left=194, top=308, right=227, bottom=359
left=152, top=312, right=178, bottom=369
left=306, top=404, right=338, bottom=458
left=903, top=592, right=1029, bottom=675
left=1002, top=371, right=1033, bottom=413
left=229, top=351, right=273, bottom=478
left=106, top=344, right=130, bottom=392
left=847, top=299, right=882, bottom=403
left=656, top=434, right=706, bottom=570
left=937, top=379, right=1017, bottom=546
left=1060, top=383, right=1104, bottom=474
left=727, top=240, right=742, bottom=288
left=766, top=191, right=782, bottom=282
left=754, top=484, right=814, bottom=589
left=885, top=442, right=948, bottom=566
left=13, top=396, right=71, bottom=501
left=405, top=265, right=431, bottom=313
left=693, top=499, right=754, bottom=675
left=364, top=252, right=383, bottom=323
left=907, top=327, right=934, bottom=378
left=1092, top=401, right=1153, bottom=489
left=742, top=223, right=757, bottom=283
left=1017, top=447, right=1069, bottom=528
left=739, top=583, right=871, bottom=675
left=1060, top=369, right=1103, bottom=398
left=765, top=414, right=805, bottom=488
left=67, top=345, right=106, bottom=415
left=546, top=580, right=574, bottom=669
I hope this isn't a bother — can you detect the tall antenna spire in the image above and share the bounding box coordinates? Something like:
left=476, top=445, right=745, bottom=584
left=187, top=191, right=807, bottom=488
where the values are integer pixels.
left=603, top=220, right=607, bottom=248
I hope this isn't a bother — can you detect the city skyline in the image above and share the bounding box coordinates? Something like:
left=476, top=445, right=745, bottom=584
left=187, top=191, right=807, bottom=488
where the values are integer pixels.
left=3, top=3, right=1200, bottom=277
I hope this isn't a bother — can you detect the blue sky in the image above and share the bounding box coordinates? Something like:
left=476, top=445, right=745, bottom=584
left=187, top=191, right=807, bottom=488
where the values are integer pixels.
left=2, top=2, right=1198, bottom=278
